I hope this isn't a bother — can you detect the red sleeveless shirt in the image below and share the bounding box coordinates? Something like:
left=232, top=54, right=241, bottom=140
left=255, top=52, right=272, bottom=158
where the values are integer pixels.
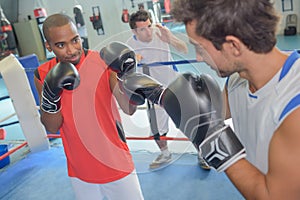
left=36, top=50, right=134, bottom=183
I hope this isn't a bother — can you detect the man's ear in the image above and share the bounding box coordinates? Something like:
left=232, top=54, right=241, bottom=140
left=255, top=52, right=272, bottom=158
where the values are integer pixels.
left=224, top=35, right=243, bottom=56
left=45, top=41, right=52, bottom=52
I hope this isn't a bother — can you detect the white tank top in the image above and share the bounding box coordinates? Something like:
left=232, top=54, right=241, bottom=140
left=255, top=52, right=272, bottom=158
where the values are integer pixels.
left=227, top=50, right=300, bottom=173
left=126, top=27, right=178, bottom=86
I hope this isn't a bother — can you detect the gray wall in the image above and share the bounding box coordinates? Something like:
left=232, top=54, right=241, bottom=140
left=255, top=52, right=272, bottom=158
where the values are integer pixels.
left=16, top=0, right=151, bottom=51
left=274, top=0, right=300, bottom=34
left=0, top=0, right=18, bottom=22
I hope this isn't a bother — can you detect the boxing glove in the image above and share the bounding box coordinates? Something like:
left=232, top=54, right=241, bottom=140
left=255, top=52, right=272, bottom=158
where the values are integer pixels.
left=160, top=73, right=246, bottom=172
left=100, top=41, right=149, bottom=105
left=41, top=62, right=80, bottom=113
left=118, top=72, right=164, bottom=105
left=100, top=41, right=136, bottom=78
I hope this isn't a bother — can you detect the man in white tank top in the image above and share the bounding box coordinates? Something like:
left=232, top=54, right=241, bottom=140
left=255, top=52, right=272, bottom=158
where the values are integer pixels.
left=127, top=9, right=187, bottom=169
left=172, top=0, right=300, bottom=199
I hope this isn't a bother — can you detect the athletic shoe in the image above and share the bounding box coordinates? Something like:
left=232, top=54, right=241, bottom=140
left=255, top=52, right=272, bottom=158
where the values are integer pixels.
left=149, top=153, right=172, bottom=169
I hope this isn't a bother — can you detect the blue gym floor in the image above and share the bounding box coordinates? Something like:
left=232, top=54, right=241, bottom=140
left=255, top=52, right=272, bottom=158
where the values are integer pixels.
left=0, top=145, right=243, bottom=200
left=0, top=33, right=299, bottom=200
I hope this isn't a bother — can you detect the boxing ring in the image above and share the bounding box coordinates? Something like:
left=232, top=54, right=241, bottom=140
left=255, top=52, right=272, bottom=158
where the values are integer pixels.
left=0, top=54, right=242, bottom=200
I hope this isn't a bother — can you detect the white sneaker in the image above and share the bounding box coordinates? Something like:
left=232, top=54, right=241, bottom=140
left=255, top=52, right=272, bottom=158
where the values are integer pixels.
left=149, top=153, right=172, bottom=169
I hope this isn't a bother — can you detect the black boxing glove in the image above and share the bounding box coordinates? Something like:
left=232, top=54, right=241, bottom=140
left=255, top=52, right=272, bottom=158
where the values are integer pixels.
left=100, top=41, right=136, bottom=78
left=41, top=62, right=80, bottom=113
left=118, top=72, right=164, bottom=105
left=100, top=41, right=151, bottom=105
left=160, top=73, right=246, bottom=172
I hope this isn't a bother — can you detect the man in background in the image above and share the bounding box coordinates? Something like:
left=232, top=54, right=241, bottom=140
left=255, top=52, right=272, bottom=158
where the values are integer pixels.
left=127, top=9, right=187, bottom=169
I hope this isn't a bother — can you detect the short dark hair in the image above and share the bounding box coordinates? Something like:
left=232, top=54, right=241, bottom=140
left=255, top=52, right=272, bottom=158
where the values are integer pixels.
left=171, top=0, right=280, bottom=53
left=129, top=10, right=153, bottom=29
left=43, top=13, right=75, bottom=42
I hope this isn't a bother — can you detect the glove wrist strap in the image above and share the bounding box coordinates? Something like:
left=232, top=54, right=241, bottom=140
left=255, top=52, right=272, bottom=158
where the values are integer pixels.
left=199, top=125, right=246, bottom=172
left=41, top=92, right=61, bottom=114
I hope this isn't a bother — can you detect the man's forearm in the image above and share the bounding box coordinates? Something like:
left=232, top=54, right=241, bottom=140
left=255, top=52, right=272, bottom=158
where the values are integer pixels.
left=41, top=111, right=63, bottom=133
left=226, top=159, right=271, bottom=200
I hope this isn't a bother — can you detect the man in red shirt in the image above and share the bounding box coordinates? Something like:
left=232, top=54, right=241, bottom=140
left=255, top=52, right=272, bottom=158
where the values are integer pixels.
left=34, top=13, right=144, bottom=200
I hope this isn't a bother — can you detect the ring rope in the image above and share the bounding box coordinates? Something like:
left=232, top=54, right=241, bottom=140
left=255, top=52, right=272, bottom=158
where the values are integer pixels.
left=0, top=113, right=17, bottom=124
left=0, top=141, right=27, bottom=161
left=0, top=121, right=19, bottom=128
left=0, top=95, right=10, bottom=101
left=137, top=59, right=198, bottom=67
